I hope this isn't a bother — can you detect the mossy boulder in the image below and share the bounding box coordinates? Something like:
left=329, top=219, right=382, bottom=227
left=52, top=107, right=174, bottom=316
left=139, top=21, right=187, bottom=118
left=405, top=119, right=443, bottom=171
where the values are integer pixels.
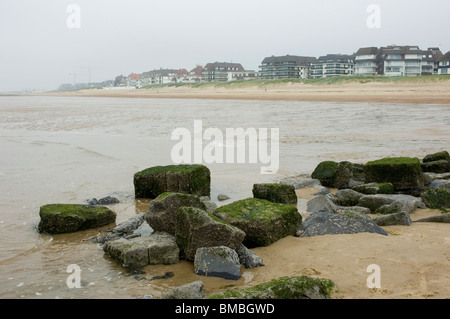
left=311, top=161, right=352, bottom=189
left=334, top=189, right=364, bottom=206
left=133, top=164, right=211, bottom=199
left=352, top=182, right=395, bottom=195
left=214, top=198, right=302, bottom=248
left=421, top=188, right=450, bottom=209
left=364, top=157, right=424, bottom=191
left=175, top=207, right=245, bottom=261
left=209, top=275, right=335, bottom=299
left=252, top=183, right=297, bottom=204
left=145, top=192, right=207, bottom=236
left=423, top=151, right=450, bottom=163
left=103, top=231, right=179, bottom=268
left=421, top=160, right=450, bottom=174
left=38, top=204, right=116, bottom=234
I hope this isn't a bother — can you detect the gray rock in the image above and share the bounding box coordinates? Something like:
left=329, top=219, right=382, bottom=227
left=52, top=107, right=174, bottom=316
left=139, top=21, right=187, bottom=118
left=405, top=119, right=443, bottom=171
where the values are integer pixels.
left=352, top=183, right=395, bottom=195
left=307, top=194, right=339, bottom=214
left=194, top=246, right=241, bottom=280
left=414, top=214, right=450, bottom=223
left=358, top=194, right=425, bottom=212
left=161, top=281, right=206, bottom=299
left=236, top=244, right=264, bottom=269
left=103, top=231, right=179, bottom=268
left=145, top=192, right=207, bottom=236
left=252, top=183, right=297, bottom=204
left=312, top=186, right=331, bottom=196
left=429, top=179, right=450, bottom=189
left=300, top=211, right=388, bottom=237
left=336, top=206, right=371, bottom=215
left=217, top=194, right=231, bottom=201
left=279, top=175, right=321, bottom=189
left=132, top=222, right=154, bottom=237
left=375, top=201, right=415, bottom=215
left=86, top=198, right=99, bottom=206
left=112, top=213, right=146, bottom=234
left=373, top=211, right=412, bottom=226
left=334, top=189, right=364, bottom=206
left=200, top=196, right=218, bottom=213
left=176, top=206, right=245, bottom=261
left=137, top=295, right=155, bottom=299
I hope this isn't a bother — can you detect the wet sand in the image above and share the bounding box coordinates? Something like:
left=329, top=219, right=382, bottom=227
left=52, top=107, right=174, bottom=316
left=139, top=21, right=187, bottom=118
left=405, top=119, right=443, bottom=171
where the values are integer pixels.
left=42, top=81, right=450, bottom=104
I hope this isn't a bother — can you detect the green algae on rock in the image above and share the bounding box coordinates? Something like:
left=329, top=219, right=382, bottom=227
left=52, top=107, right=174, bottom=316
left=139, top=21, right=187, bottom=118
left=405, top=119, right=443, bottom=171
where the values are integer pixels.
left=209, top=275, right=335, bottom=299
left=311, top=161, right=352, bottom=189
left=133, top=164, right=211, bottom=199
left=38, top=204, right=116, bottom=234
left=421, top=188, right=450, bottom=209
left=175, top=206, right=245, bottom=261
left=214, top=198, right=302, bottom=248
left=364, top=157, right=424, bottom=191
left=423, top=151, right=450, bottom=163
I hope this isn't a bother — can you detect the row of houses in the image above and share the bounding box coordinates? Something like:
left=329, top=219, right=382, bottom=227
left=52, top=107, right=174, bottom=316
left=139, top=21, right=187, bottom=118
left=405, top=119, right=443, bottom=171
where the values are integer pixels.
left=112, top=45, right=450, bottom=88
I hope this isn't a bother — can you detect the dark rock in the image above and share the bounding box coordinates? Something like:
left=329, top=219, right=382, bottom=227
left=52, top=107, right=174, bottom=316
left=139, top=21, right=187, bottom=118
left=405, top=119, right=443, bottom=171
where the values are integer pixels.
left=421, top=188, right=450, bottom=209
left=364, top=157, right=424, bottom=192
left=214, top=198, right=302, bottom=248
left=134, top=164, right=211, bottom=199
left=175, top=207, right=245, bottom=261
left=236, top=244, right=264, bottom=269
left=300, top=211, right=388, bottom=237
left=194, top=246, right=241, bottom=280
left=252, top=183, right=297, bottom=204
left=161, top=281, right=206, bottom=299
left=336, top=206, right=371, bottom=215
left=103, top=231, right=179, bottom=268
left=200, top=196, right=218, bottom=213
left=421, top=160, right=450, bottom=174
left=145, top=192, right=207, bottom=236
left=38, top=204, right=116, bottom=234
left=150, top=272, right=174, bottom=281
left=98, top=196, right=120, bottom=205
left=209, top=275, right=335, bottom=299
left=311, top=161, right=352, bottom=189
left=423, top=151, right=450, bottom=163
left=374, top=201, right=415, bottom=215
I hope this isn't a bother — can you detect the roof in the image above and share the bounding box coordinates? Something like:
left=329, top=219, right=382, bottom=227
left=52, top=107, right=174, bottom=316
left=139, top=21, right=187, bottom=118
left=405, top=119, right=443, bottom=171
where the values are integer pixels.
left=261, top=55, right=316, bottom=65
left=355, top=47, right=378, bottom=56
left=317, top=54, right=355, bottom=63
left=143, top=69, right=180, bottom=77
left=203, top=62, right=245, bottom=71
left=127, top=73, right=142, bottom=80
left=442, top=51, right=450, bottom=61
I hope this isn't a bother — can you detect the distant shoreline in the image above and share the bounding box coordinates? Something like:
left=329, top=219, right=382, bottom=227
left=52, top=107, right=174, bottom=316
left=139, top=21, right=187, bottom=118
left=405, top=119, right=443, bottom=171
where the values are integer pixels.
left=34, top=77, right=450, bottom=104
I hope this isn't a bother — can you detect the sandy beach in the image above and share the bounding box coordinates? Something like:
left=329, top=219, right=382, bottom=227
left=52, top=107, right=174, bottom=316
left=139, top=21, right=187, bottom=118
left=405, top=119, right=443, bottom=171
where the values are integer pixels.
left=42, top=80, right=450, bottom=104
left=1, top=85, right=449, bottom=300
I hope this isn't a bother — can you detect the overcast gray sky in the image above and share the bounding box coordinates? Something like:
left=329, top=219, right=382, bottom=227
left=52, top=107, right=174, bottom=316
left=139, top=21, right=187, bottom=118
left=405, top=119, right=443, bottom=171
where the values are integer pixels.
left=0, top=0, right=449, bottom=92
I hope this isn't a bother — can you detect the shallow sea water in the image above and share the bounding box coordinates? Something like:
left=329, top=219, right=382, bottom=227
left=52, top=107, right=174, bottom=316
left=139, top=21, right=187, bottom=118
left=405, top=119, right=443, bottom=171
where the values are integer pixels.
left=0, top=96, right=449, bottom=298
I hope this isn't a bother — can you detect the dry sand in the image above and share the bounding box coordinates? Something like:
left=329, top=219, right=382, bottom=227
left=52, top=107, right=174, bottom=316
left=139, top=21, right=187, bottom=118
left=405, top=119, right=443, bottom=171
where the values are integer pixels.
left=43, top=80, right=450, bottom=104
left=39, top=81, right=450, bottom=299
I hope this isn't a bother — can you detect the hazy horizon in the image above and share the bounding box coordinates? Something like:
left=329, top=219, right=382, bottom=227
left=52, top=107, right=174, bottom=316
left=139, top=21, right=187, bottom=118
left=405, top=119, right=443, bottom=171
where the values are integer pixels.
left=1, top=0, right=449, bottom=92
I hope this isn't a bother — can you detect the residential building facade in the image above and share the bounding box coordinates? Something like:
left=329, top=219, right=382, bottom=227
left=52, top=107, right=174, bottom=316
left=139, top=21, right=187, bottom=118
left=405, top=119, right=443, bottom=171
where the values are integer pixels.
left=259, top=55, right=316, bottom=79
left=202, top=62, right=245, bottom=82
left=438, top=51, right=450, bottom=75
left=310, top=54, right=355, bottom=78
left=355, top=45, right=444, bottom=77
